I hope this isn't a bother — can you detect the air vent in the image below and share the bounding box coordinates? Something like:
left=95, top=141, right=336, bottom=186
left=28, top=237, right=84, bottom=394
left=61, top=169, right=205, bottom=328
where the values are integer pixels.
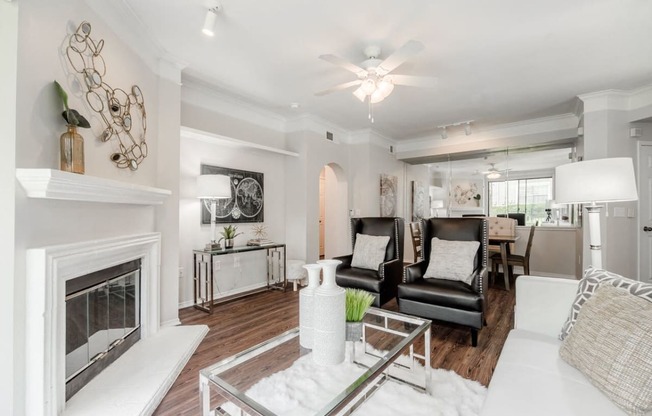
left=326, top=131, right=334, bottom=141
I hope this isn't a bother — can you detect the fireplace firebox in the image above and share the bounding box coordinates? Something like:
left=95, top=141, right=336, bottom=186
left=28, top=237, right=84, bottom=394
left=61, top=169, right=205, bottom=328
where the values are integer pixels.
left=65, top=259, right=141, bottom=400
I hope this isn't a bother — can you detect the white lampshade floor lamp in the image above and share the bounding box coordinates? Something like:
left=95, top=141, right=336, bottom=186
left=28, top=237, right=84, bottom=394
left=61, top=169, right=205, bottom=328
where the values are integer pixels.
left=197, top=174, right=232, bottom=250
left=555, top=157, right=638, bottom=269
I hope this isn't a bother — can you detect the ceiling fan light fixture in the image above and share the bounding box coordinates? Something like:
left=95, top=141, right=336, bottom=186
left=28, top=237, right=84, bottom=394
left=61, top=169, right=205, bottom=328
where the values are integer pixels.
left=361, top=78, right=376, bottom=95
left=487, top=172, right=501, bottom=179
left=377, top=79, right=394, bottom=98
left=352, top=87, right=367, bottom=102
left=202, top=6, right=220, bottom=37
left=370, top=89, right=386, bottom=104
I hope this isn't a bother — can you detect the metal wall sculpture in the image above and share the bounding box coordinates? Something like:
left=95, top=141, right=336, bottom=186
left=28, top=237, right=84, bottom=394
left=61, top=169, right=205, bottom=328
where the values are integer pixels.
left=200, top=164, right=264, bottom=224
left=66, top=21, right=148, bottom=170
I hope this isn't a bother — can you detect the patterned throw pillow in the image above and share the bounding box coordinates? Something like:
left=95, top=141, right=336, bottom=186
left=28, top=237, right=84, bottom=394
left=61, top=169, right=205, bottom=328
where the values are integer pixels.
left=559, top=285, right=652, bottom=415
left=351, top=233, right=390, bottom=271
left=559, top=267, right=652, bottom=340
left=424, top=237, right=480, bottom=285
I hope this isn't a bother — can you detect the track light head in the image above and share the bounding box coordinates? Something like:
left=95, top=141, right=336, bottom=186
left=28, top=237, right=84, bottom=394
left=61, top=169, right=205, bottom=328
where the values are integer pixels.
left=202, top=6, right=220, bottom=37
left=464, top=122, right=472, bottom=135
left=440, top=127, right=448, bottom=140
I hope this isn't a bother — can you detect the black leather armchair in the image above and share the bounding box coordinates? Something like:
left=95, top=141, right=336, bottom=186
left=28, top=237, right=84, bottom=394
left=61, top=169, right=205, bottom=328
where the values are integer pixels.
left=333, top=217, right=404, bottom=307
left=397, top=218, right=488, bottom=346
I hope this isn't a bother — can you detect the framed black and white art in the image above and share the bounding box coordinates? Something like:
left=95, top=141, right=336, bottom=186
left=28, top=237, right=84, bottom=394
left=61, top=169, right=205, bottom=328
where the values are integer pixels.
left=200, top=164, right=264, bottom=224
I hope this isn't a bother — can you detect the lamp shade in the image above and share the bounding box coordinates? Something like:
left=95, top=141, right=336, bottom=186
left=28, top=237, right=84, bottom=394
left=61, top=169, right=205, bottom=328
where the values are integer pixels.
left=555, top=157, right=638, bottom=204
left=196, top=174, right=231, bottom=199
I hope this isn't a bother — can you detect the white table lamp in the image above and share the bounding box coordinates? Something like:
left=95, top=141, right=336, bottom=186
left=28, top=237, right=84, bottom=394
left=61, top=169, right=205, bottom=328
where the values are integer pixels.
left=197, top=174, right=232, bottom=250
left=555, top=157, right=638, bottom=269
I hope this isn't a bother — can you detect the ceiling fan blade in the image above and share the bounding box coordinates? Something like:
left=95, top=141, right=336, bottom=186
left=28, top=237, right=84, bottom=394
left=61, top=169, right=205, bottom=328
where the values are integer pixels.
left=377, top=40, right=424, bottom=75
left=319, top=54, right=367, bottom=76
left=314, top=80, right=363, bottom=96
left=388, top=74, right=438, bottom=88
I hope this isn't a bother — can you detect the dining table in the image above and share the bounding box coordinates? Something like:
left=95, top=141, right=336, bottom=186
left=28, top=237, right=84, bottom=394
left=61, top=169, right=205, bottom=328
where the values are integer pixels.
left=488, top=234, right=520, bottom=291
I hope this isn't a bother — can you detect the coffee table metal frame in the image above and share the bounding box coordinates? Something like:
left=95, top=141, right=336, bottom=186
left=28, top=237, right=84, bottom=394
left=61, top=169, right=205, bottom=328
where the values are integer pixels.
left=199, top=307, right=431, bottom=416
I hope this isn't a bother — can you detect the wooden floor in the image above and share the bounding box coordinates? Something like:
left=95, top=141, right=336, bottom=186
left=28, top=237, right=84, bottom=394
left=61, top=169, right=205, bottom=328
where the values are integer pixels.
left=154, top=282, right=515, bottom=415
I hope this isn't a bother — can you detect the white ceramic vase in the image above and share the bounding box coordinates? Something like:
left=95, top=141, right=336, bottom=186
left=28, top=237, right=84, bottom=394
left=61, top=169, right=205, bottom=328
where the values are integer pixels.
left=312, top=259, right=345, bottom=365
left=299, top=263, right=322, bottom=349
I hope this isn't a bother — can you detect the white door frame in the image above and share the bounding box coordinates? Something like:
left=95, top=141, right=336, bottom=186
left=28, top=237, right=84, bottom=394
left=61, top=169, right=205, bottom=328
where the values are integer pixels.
left=637, top=141, right=652, bottom=282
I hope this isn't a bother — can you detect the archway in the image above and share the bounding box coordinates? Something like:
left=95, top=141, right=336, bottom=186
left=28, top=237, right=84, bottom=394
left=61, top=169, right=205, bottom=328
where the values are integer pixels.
left=319, top=163, right=349, bottom=259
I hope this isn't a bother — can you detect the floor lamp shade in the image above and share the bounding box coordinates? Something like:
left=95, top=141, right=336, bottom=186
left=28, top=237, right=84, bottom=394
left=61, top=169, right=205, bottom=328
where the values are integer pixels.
left=555, top=158, right=638, bottom=204
left=197, top=174, right=232, bottom=250
left=554, top=157, right=638, bottom=269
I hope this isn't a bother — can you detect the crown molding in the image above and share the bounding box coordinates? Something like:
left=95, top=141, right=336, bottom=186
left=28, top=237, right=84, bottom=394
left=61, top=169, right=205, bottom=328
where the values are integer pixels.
left=396, top=113, right=578, bottom=154
left=285, top=114, right=350, bottom=143
left=578, top=84, right=652, bottom=113
left=181, top=75, right=287, bottom=133
left=83, top=0, right=186, bottom=76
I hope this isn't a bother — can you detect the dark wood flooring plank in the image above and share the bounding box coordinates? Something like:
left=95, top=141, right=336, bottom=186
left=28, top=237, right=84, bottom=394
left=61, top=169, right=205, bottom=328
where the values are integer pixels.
left=154, top=285, right=514, bottom=415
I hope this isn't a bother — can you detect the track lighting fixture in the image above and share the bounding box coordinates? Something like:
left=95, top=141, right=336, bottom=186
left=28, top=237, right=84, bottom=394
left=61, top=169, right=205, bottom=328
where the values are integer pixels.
left=464, top=122, right=472, bottom=135
left=202, top=6, right=220, bottom=37
left=436, top=120, right=474, bottom=139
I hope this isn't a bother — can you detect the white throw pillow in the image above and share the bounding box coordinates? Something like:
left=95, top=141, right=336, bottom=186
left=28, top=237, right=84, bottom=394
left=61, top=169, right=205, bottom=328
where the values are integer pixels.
left=424, top=237, right=479, bottom=285
left=351, top=233, right=390, bottom=271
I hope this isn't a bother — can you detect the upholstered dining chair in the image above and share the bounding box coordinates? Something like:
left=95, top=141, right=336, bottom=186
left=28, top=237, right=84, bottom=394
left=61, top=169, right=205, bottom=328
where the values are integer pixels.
left=397, top=217, right=488, bottom=347
left=487, top=217, right=517, bottom=254
left=491, top=225, right=536, bottom=284
left=333, top=217, right=404, bottom=307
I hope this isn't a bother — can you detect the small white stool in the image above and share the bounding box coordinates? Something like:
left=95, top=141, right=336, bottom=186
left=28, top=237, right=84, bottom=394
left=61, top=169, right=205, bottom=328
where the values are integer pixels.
left=287, top=259, right=307, bottom=291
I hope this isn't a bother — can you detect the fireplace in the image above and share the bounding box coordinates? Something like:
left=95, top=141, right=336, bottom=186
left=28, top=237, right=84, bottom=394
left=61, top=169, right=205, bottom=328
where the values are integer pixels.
left=65, top=259, right=141, bottom=400
left=26, top=233, right=161, bottom=416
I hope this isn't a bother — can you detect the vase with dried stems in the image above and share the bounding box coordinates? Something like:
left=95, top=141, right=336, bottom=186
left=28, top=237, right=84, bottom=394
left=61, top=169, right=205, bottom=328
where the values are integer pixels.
left=54, top=81, right=90, bottom=174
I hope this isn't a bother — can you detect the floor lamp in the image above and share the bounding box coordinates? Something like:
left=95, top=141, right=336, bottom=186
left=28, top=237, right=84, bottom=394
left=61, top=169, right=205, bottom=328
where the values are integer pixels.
left=555, top=157, right=638, bottom=269
left=197, top=174, right=232, bottom=250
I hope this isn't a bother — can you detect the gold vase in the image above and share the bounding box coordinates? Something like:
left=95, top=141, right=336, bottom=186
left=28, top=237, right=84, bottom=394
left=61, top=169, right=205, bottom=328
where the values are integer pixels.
left=60, top=125, right=85, bottom=174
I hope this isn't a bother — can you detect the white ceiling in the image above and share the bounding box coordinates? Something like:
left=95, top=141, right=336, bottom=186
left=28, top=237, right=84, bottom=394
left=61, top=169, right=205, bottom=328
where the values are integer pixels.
left=113, top=0, right=652, bottom=141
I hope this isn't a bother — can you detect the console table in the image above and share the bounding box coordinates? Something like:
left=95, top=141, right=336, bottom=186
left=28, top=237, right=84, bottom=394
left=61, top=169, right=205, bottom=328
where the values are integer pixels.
left=193, top=244, right=286, bottom=313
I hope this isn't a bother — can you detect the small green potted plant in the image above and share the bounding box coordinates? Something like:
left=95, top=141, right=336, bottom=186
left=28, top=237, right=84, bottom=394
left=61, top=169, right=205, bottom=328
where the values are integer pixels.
left=345, top=289, right=375, bottom=342
left=219, top=225, right=243, bottom=249
left=54, top=80, right=90, bottom=174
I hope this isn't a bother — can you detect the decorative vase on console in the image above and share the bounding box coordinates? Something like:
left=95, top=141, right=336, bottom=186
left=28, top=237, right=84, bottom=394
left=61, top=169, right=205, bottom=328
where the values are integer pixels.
left=312, top=259, right=345, bottom=365
left=299, top=263, right=322, bottom=349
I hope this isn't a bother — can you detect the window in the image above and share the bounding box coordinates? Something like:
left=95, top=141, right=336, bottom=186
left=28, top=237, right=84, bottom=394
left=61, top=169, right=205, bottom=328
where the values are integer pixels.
left=488, top=177, right=553, bottom=226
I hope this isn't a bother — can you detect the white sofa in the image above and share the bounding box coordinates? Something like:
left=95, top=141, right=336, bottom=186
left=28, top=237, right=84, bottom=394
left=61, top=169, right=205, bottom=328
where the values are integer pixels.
left=480, top=275, right=628, bottom=416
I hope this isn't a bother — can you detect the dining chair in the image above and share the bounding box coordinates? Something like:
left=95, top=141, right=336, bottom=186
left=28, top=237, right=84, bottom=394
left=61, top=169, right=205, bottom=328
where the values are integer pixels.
left=491, top=225, right=536, bottom=286
left=409, top=222, right=422, bottom=261
left=487, top=217, right=516, bottom=254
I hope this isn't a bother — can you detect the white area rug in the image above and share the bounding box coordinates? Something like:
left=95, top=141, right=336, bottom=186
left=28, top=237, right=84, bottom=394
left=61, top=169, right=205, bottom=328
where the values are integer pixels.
left=221, top=343, right=487, bottom=416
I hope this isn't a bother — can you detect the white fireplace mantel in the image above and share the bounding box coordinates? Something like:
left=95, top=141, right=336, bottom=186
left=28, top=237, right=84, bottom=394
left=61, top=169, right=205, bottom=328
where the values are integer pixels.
left=16, top=169, right=171, bottom=205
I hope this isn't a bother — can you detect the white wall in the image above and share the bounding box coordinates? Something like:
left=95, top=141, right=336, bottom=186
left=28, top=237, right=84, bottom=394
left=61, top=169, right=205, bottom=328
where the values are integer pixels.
left=11, top=1, right=176, bottom=413
left=178, top=136, right=287, bottom=306
left=0, top=2, right=18, bottom=412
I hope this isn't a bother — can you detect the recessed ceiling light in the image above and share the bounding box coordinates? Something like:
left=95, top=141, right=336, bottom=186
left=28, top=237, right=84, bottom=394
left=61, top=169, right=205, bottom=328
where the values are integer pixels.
left=290, top=102, right=300, bottom=109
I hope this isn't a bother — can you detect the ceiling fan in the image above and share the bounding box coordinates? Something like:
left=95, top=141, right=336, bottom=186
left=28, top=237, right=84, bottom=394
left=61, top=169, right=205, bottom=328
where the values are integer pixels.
left=315, top=40, right=438, bottom=105
left=482, top=163, right=511, bottom=179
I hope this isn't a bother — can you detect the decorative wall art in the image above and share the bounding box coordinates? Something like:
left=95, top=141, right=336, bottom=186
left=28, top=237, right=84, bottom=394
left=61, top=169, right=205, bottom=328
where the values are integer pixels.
left=379, top=174, right=398, bottom=217
left=65, top=21, right=148, bottom=171
left=411, top=181, right=428, bottom=221
left=451, top=180, right=481, bottom=207
left=200, top=164, right=264, bottom=224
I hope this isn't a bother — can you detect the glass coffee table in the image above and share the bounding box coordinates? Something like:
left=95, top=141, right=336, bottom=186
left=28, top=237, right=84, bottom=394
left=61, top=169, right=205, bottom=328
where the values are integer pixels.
left=199, top=308, right=431, bottom=416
